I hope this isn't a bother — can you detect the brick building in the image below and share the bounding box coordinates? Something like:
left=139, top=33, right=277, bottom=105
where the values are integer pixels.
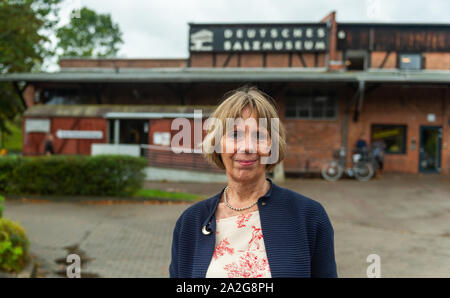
left=1, top=11, right=449, bottom=176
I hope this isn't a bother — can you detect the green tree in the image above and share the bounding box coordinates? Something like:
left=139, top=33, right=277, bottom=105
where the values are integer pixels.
left=0, top=0, right=61, bottom=146
left=56, top=7, right=123, bottom=58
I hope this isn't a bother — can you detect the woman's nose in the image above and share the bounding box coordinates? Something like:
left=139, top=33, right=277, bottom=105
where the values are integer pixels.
left=236, top=134, right=258, bottom=153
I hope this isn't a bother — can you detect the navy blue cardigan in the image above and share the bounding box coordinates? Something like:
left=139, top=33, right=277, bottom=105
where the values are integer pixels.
left=169, top=178, right=337, bottom=278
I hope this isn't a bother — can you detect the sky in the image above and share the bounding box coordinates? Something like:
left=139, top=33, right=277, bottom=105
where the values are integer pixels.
left=48, top=0, right=450, bottom=70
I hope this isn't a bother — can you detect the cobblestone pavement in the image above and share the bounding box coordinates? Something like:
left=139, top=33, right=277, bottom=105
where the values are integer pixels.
left=4, top=173, right=450, bottom=277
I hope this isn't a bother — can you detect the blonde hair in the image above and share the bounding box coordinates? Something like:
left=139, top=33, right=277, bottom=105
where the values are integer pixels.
left=201, top=86, right=286, bottom=172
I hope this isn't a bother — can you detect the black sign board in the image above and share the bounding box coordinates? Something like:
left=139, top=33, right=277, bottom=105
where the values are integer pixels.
left=189, top=24, right=329, bottom=53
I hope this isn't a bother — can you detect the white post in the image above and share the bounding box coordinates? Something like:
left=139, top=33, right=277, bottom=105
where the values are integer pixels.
left=273, top=161, right=285, bottom=183
left=114, top=119, right=120, bottom=144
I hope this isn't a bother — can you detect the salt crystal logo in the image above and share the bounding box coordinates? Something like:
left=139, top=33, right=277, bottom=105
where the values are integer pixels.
left=190, top=29, right=213, bottom=51
left=366, top=254, right=381, bottom=278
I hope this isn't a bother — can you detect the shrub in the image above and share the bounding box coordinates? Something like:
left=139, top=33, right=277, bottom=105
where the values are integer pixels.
left=0, top=218, right=29, bottom=273
left=0, top=155, right=148, bottom=197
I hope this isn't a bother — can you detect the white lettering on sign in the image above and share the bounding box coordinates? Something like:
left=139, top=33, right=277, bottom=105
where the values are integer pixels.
left=274, top=41, right=283, bottom=50
left=315, top=41, right=326, bottom=50
left=252, top=40, right=261, bottom=51
left=304, top=40, right=314, bottom=50
left=153, top=132, right=171, bottom=146
left=262, top=41, right=272, bottom=51
left=224, top=29, right=233, bottom=38
left=270, top=28, right=278, bottom=38
left=236, top=29, right=244, bottom=39
left=224, top=40, right=232, bottom=51
left=192, top=26, right=328, bottom=52
left=317, top=28, right=326, bottom=38
left=56, top=130, right=103, bottom=139
left=247, top=29, right=256, bottom=38
left=259, top=29, right=267, bottom=38
left=293, top=28, right=302, bottom=38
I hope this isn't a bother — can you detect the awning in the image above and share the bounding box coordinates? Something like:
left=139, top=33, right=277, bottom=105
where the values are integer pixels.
left=2, top=68, right=449, bottom=84
left=23, top=104, right=217, bottom=118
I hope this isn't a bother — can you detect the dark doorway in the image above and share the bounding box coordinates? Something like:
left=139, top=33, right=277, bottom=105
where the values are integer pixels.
left=107, top=119, right=149, bottom=145
left=119, top=119, right=149, bottom=144
left=419, top=126, right=442, bottom=173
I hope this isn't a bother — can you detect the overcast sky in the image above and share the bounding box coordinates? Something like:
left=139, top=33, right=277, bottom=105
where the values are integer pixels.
left=50, top=0, right=449, bottom=69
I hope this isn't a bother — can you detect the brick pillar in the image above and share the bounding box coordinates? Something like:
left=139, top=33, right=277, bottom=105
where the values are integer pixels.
left=321, top=11, right=345, bottom=71
left=23, top=84, right=35, bottom=108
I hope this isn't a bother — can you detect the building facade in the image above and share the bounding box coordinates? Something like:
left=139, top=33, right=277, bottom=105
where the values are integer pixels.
left=2, top=11, right=450, bottom=175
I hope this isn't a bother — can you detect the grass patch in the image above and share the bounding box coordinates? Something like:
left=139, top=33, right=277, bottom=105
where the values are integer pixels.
left=133, top=188, right=204, bottom=201
left=1, top=119, right=22, bottom=153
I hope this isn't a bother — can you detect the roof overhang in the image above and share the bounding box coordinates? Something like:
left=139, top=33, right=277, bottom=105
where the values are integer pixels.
left=1, top=68, right=449, bottom=84
left=23, top=104, right=216, bottom=118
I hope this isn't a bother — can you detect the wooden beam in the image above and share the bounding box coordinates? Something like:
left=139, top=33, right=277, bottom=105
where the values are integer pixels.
left=379, top=51, right=391, bottom=69
left=222, top=53, right=234, bottom=67
left=296, top=52, right=308, bottom=68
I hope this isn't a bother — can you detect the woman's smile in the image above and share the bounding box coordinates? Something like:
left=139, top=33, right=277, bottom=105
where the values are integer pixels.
left=235, top=159, right=258, bottom=167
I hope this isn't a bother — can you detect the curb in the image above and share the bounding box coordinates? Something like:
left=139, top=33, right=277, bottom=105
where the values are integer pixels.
left=4, top=194, right=200, bottom=204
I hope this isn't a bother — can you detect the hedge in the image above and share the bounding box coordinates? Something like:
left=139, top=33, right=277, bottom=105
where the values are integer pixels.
left=0, top=155, right=148, bottom=197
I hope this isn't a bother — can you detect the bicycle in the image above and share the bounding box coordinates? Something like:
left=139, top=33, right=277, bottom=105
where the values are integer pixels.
left=321, top=147, right=376, bottom=182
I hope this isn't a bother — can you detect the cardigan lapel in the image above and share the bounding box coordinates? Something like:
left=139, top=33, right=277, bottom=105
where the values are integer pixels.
left=196, top=178, right=275, bottom=277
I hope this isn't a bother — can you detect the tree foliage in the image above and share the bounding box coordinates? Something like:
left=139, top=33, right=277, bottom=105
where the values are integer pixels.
left=0, top=1, right=123, bottom=141
left=56, top=7, right=123, bottom=58
left=0, top=0, right=61, bottom=137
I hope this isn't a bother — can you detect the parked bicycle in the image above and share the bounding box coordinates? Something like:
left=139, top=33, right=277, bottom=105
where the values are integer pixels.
left=321, top=147, right=378, bottom=182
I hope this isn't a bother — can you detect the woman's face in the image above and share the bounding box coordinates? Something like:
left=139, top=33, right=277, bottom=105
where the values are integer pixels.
left=220, top=107, right=271, bottom=182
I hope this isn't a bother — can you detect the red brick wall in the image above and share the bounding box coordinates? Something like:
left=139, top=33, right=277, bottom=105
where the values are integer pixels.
left=346, top=86, right=450, bottom=174
left=370, top=52, right=450, bottom=70
left=59, top=58, right=187, bottom=69
left=22, top=117, right=107, bottom=156
left=278, top=90, right=344, bottom=173
left=190, top=52, right=326, bottom=68
left=370, top=51, right=398, bottom=69
left=423, top=53, right=450, bottom=70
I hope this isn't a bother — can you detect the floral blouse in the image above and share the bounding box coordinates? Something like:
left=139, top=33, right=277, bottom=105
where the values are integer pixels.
left=205, top=210, right=271, bottom=278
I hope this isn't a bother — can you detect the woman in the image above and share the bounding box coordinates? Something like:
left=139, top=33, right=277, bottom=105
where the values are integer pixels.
left=169, top=86, right=337, bottom=278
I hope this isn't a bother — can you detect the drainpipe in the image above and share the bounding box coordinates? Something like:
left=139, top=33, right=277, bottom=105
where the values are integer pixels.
left=342, top=80, right=365, bottom=167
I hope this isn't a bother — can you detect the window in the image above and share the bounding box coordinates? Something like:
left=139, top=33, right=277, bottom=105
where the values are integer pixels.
left=398, top=53, right=422, bottom=70
left=371, top=124, right=407, bottom=154
left=41, top=89, right=98, bottom=105
left=285, top=91, right=337, bottom=119
left=345, top=50, right=368, bottom=71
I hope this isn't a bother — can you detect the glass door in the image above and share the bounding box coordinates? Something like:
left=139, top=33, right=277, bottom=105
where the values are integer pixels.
left=419, top=126, right=442, bottom=173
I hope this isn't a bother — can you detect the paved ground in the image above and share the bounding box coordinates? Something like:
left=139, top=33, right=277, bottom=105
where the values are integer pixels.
left=4, top=173, right=450, bottom=278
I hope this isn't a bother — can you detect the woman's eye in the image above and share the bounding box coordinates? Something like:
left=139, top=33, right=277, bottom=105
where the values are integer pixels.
left=256, top=132, right=267, bottom=140
left=229, top=131, right=243, bottom=139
